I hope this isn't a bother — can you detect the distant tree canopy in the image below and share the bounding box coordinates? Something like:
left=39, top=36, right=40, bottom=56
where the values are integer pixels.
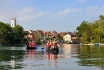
left=76, top=15, right=104, bottom=44
left=0, top=22, right=27, bottom=45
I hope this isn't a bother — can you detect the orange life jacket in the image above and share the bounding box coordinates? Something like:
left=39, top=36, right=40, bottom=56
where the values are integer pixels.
left=53, top=42, right=57, bottom=46
left=47, top=42, right=51, bottom=47
left=29, top=43, right=35, bottom=47
left=31, top=43, right=35, bottom=47
left=29, top=43, right=32, bottom=47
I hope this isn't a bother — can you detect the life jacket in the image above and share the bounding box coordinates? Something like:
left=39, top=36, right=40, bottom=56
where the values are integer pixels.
left=47, top=42, right=51, bottom=47
left=53, top=42, right=57, bottom=46
left=31, top=43, right=36, bottom=47
left=29, top=43, right=32, bottom=47
left=29, top=43, right=35, bottom=47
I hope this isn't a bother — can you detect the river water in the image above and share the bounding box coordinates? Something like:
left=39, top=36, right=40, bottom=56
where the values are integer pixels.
left=0, top=44, right=104, bottom=70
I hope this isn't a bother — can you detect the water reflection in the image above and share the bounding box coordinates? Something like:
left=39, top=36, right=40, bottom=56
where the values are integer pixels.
left=27, top=50, right=35, bottom=60
left=77, top=45, right=104, bottom=67
left=45, top=50, right=59, bottom=67
left=62, top=44, right=71, bottom=58
left=0, top=45, right=104, bottom=70
left=0, top=50, right=25, bottom=70
left=9, top=59, right=15, bottom=69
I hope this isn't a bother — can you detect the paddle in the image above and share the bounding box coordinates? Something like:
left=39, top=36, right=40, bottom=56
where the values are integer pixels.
left=35, top=45, right=38, bottom=49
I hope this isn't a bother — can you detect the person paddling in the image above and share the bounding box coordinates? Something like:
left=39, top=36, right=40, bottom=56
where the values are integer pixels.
left=29, top=40, right=32, bottom=47
left=28, top=40, right=36, bottom=48
left=52, top=39, right=59, bottom=51
left=46, top=40, right=52, bottom=50
left=31, top=41, right=36, bottom=48
left=53, top=39, right=58, bottom=47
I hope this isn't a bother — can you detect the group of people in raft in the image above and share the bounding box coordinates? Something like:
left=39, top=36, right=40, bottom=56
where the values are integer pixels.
left=26, top=39, right=60, bottom=51
left=26, top=40, right=36, bottom=49
left=46, top=39, right=60, bottom=52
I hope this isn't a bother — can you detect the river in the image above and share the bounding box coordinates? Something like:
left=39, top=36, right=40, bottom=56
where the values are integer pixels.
left=0, top=44, right=104, bottom=70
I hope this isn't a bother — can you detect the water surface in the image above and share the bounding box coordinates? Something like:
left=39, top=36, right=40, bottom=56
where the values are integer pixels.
left=0, top=44, right=104, bottom=70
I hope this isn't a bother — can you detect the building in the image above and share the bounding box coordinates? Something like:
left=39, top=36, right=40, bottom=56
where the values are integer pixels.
left=11, top=17, right=16, bottom=27
left=63, top=32, right=78, bottom=44
left=63, top=34, right=72, bottom=42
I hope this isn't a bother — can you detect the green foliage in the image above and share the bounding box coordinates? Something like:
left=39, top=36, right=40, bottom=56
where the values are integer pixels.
left=13, top=25, right=24, bottom=44
left=0, top=22, right=27, bottom=45
left=45, top=37, right=50, bottom=41
left=100, top=38, right=104, bottom=43
left=76, top=15, right=104, bottom=44
left=34, top=32, right=42, bottom=44
left=92, top=39, right=99, bottom=43
left=0, top=22, right=13, bottom=44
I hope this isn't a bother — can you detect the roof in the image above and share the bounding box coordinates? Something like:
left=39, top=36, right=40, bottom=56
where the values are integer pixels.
left=11, top=17, right=15, bottom=20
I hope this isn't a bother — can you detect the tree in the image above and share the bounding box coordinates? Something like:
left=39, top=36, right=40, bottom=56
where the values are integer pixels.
left=76, top=15, right=104, bottom=44
left=76, top=21, right=92, bottom=43
left=13, top=25, right=25, bottom=44
left=0, top=22, right=13, bottom=44
left=34, top=32, right=42, bottom=44
left=0, top=22, right=29, bottom=45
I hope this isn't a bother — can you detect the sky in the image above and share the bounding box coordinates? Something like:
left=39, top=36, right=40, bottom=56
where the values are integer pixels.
left=0, top=0, right=104, bottom=33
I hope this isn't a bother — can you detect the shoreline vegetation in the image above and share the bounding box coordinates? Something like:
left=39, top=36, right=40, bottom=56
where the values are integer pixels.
left=76, top=15, right=104, bottom=44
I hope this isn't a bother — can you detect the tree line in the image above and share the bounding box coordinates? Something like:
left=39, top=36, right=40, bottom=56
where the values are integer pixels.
left=1, top=15, right=104, bottom=45
left=0, top=22, right=28, bottom=45
left=76, top=15, right=104, bottom=44
left=0, top=21, right=63, bottom=45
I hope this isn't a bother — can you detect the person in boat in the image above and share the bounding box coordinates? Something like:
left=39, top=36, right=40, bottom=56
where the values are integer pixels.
left=51, top=39, right=59, bottom=52
left=31, top=41, right=36, bottom=47
left=28, top=40, right=32, bottom=47
left=27, top=40, right=36, bottom=49
left=29, top=41, right=36, bottom=48
left=46, top=39, right=52, bottom=51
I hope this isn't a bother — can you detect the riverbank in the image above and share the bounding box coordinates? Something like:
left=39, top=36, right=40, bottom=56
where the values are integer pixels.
left=83, top=43, right=104, bottom=45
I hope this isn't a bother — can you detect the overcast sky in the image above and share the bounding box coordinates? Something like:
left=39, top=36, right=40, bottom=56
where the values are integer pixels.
left=0, top=0, right=104, bottom=32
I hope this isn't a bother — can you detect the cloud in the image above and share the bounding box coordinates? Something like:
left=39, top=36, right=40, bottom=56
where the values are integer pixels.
left=19, top=6, right=35, bottom=14
left=85, top=6, right=104, bottom=16
left=56, top=8, right=79, bottom=16
left=18, top=6, right=46, bottom=21
left=0, top=5, right=104, bottom=24
left=18, top=12, right=45, bottom=21
left=0, top=6, right=51, bottom=23
left=17, top=7, right=51, bottom=21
